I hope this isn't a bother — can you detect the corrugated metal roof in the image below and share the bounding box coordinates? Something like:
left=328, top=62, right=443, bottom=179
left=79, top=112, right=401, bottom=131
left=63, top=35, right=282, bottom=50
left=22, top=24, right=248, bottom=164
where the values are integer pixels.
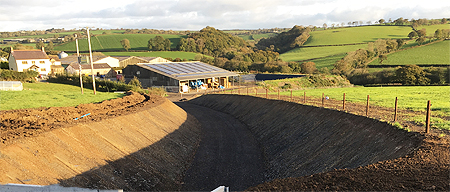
left=11, top=50, right=49, bottom=60
left=139, top=62, right=237, bottom=81
left=69, top=63, right=111, bottom=70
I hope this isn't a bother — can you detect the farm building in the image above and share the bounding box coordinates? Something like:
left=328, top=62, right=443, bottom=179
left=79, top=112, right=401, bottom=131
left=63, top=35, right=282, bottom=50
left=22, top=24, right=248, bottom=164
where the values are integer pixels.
left=60, top=55, right=120, bottom=68
left=66, top=63, right=115, bottom=77
left=122, top=61, right=238, bottom=92
left=114, top=56, right=170, bottom=68
left=8, top=47, right=52, bottom=76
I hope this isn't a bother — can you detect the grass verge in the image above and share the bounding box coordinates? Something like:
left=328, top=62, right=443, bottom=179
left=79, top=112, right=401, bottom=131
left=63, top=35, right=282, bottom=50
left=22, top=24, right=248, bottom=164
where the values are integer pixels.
left=0, top=82, right=125, bottom=110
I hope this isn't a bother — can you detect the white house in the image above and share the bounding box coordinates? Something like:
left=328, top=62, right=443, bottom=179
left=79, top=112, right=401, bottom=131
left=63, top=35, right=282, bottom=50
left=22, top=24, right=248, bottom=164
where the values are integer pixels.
left=8, top=47, right=52, bottom=76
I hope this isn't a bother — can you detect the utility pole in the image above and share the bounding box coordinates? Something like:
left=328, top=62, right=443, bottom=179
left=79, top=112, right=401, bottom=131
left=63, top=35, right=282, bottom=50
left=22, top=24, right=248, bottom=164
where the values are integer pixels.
left=86, top=27, right=96, bottom=95
left=75, top=34, right=83, bottom=94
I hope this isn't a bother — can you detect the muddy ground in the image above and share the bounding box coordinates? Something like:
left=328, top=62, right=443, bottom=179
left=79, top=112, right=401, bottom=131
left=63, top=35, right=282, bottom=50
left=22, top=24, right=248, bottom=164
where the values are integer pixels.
left=1, top=91, right=449, bottom=191
left=1, top=91, right=164, bottom=146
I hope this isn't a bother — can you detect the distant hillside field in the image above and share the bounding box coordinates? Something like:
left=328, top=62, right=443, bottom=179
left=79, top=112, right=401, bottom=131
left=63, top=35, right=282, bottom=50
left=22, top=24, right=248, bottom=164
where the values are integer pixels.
left=369, top=40, right=450, bottom=65
left=305, top=26, right=412, bottom=46
left=54, top=34, right=186, bottom=52
left=414, top=24, right=450, bottom=34
left=103, top=51, right=203, bottom=60
left=279, top=44, right=367, bottom=62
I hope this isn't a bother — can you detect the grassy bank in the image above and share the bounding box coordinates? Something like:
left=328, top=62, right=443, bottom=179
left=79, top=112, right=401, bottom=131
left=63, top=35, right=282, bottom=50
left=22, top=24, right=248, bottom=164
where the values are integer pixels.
left=0, top=83, right=125, bottom=110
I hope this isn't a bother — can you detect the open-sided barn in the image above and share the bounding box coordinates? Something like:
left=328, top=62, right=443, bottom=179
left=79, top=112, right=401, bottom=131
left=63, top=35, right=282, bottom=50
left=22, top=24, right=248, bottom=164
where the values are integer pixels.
left=122, top=61, right=238, bottom=92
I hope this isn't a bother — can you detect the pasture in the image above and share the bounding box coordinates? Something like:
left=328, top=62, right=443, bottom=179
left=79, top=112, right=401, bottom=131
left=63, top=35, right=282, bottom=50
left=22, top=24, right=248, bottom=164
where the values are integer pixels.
left=0, top=83, right=124, bottom=110
left=279, top=44, right=367, bottom=62
left=305, top=26, right=412, bottom=46
left=369, top=40, right=450, bottom=65
left=283, top=86, right=450, bottom=114
left=54, top=34, right=186, bottom=52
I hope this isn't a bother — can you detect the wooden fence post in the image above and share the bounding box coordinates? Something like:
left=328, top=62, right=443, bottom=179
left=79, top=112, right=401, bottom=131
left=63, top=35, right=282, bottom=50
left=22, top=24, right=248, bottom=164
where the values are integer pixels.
left=366, top=95, right=370, bottom=116
left=304, top=92, right=306, bottom=103
left=394, top=97, right=398, bottom=122
left=426, top=100, right=431, bottom=133
left=343, top=93, right=346, bottom=110
left=322, top=93, right=324, bottom=107
left=266, top=89, right=268, bottom=99
left=290, top=90, right=293, bottom=102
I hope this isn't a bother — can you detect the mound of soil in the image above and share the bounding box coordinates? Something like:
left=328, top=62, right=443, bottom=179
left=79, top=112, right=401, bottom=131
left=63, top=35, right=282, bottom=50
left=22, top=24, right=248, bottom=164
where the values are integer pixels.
left=189, top=94, right=450, bottom=191
left=247, top=135, right=449, bottom=191
left=0, top=91, right=164, bottom=146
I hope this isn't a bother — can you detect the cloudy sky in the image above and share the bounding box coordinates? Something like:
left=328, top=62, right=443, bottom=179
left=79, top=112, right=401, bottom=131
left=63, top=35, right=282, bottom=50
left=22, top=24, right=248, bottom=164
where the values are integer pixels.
left=1, top=0, right=449, bottom=32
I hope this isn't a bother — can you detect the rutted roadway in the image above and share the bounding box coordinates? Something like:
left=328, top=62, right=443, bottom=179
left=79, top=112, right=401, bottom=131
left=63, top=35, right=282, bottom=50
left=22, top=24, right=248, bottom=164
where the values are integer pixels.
left=176, top=102, right=266, bottom=191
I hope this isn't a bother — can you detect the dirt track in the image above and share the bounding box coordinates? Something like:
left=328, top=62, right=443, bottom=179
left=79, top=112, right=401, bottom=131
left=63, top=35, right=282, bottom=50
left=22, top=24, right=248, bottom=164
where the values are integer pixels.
left=176, top=102, right=265, bottom=191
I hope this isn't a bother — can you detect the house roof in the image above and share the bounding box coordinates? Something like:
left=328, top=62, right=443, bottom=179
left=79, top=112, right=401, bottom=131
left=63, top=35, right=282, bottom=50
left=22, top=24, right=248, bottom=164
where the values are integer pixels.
left=69, top=63, right=111, bottom=70
left=48, top=55, right=61, bottom=61
left=11, top=50, right=49, bottom=60
left=60, top=55, right=108, bottom=65
left=138, top=62, right=238, bottom=81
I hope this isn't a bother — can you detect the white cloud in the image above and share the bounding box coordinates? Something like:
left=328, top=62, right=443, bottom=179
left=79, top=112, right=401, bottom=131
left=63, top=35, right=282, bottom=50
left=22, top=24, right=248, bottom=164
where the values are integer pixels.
left=0, top=0, right=449, bottom=31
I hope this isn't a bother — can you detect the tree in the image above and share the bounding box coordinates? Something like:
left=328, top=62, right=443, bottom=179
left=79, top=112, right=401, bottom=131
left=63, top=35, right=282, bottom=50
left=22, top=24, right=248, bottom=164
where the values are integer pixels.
left=46, top=41, right=54, bottom=51
left=120, top=39, right=131, bottom=51
left=300, top=62, right=317, bottom=74
left=408, top=31, right=418, bottom=39
left=148, top=36, right=171, bottom=51
left=36, top=41, right=45, bottom=50
left=416, top=36, right=426, bottom=45
left=323, top=23, right=327, bottom=30
left=417, top=28, right=427, bottom=37
left=379, top=19, right=385, bottom=24
left=128, top=76, right=142, bottom=88
left=395, top=65, right=430, bottom=85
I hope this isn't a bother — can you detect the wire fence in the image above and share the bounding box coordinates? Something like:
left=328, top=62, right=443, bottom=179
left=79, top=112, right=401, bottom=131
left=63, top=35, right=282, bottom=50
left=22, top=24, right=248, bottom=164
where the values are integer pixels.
left=202, top=86, right=436, bottom=134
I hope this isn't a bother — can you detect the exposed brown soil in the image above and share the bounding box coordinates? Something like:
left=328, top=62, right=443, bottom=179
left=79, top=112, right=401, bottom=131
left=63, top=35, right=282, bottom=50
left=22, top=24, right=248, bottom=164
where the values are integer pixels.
left=0, top=91, right=164, bottom=146
left=247, top=135, right=449, bottom=191
left=189, top=94, right=450, bottom=191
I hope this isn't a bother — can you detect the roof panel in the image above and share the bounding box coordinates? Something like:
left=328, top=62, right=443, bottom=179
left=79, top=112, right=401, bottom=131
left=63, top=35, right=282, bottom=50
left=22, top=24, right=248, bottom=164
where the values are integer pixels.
left=139, top=62, right=238, bottom=81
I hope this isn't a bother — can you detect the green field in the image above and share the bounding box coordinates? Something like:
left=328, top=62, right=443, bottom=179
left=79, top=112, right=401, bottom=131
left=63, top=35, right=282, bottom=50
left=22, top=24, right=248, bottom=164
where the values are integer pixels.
left=54, top=34, right=186, bottom=52
left=280, top=86, right=450, bottom=114
left=280, top=44, right=367, bottom=62
left=369, top=40, right=450, bottom=65
left=415, top=24, right=450, bottom=35
left=307, top=54, right=346, bottom=69
left=0, top=83, right=124, bottom=110
left=103, top=51, right=206, bottom=60
left=305, top=26, right=412, bottom=46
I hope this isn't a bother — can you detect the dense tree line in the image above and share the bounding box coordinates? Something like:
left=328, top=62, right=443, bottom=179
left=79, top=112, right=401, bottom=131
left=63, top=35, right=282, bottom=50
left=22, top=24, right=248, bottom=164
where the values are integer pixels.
left=256, top=25, right=311, bottom=53
left=176, top=26, right=290, bottom=72
left=347, top=66, right=449, bottom=86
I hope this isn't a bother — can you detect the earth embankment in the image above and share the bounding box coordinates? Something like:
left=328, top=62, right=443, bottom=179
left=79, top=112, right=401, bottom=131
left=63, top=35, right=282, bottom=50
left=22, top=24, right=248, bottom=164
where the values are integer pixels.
left=0, top=95, right=201, bottom=191
left=188, top=94, right=423, bottom=181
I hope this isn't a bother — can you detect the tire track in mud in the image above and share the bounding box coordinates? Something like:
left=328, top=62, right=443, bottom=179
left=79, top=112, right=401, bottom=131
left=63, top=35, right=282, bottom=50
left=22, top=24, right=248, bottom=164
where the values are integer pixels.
left=176, top=102, right=266, bottom=191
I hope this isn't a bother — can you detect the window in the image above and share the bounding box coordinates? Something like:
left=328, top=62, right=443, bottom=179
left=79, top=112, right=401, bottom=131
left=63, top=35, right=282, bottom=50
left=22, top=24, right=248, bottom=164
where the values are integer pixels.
left=32, top=61, right=35, bottom=64
left=40, top=61, right=45, bottom=64
left=41, top=68, right=46, bottom=71
left=22, top=61, right=28, bottom=64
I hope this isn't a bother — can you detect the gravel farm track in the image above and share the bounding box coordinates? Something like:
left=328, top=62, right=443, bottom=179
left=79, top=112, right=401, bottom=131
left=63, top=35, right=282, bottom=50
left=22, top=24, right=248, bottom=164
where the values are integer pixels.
left=1, top=91, right=449, bottom=191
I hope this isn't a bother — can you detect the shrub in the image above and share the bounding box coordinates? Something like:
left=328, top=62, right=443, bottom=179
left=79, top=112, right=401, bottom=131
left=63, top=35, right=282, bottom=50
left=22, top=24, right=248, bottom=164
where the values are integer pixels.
left=0, top=69, right=38, bottom=82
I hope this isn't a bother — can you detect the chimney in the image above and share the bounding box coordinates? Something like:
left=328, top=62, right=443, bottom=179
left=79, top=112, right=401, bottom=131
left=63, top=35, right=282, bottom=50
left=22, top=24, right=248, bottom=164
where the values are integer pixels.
left=41, top=46, right=45, bottom=52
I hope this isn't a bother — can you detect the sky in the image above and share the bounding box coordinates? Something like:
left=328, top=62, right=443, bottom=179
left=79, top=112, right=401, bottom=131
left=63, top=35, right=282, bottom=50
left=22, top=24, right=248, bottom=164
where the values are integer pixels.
left=0, top=0, right=449, bottom=32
